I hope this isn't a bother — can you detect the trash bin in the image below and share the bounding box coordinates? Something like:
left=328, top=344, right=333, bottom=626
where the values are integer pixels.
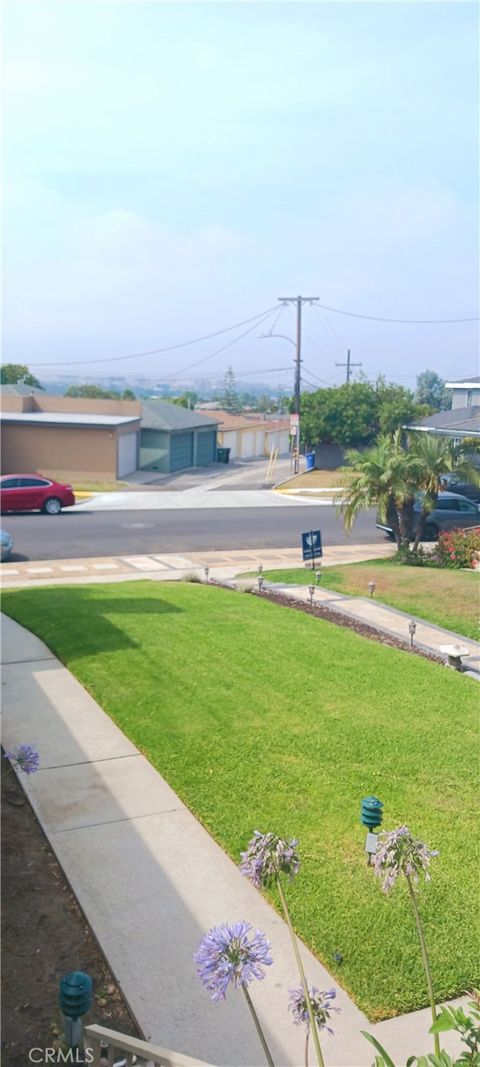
left=305, top=452, right=316, bottom=471
left=216, top=447, right=231, bottom=464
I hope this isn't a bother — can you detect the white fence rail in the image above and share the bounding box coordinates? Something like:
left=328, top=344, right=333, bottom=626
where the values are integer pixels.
left=84, top=1024, right=218, bottom=1067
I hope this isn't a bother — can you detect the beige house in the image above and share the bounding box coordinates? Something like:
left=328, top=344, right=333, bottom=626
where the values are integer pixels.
left=0, top=391, right=141, bottom=480
left=199, top=410, right=290, bottom=460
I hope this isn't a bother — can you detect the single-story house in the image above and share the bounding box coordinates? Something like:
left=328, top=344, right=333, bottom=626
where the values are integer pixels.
left=406, top=376, right=480, bottom=442
left=140, top=400, right=220, bottom=473
left=0, top=390, right=222, bottom=479
left=197, top=409, right=290, bottom=460
left=1, top=410, right=141, bottom=480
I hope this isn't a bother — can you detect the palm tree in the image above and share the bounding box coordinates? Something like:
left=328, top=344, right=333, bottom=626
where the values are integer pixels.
left=407, top=433, right=480, bottom=547
left=339, top=432, right=417, bottom=549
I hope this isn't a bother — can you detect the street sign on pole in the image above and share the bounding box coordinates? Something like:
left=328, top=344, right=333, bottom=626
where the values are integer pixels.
left=290, top=413, right=299, bottom=436
left=301, top=529, right=322, bottom=565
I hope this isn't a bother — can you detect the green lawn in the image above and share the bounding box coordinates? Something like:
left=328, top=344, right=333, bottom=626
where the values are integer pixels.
left=242, top=560, right=480, bottom=640
left=2, top=582, right=478, bottom=1020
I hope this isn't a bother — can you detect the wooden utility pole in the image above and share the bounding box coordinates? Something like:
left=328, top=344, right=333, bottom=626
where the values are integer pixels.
left=278, top=295, right=318, bottom=473
left=335, top=349, right=362, bottom=384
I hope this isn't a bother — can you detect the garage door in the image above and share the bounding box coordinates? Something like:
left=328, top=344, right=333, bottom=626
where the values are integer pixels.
left=240, top=431, right=257, bottom=458
left=196, top=431, right=216, bottom=466
left=170, top=432, right=194, bottom=471
left=117, top=432, right=138, bottom=477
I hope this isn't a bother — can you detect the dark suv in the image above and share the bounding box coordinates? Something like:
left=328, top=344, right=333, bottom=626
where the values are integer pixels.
left=376, top=491, right=480, bottom=541
left=439, top=473, right=480, bottom=503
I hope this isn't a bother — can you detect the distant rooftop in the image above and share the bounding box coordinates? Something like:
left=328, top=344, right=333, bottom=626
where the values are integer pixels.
left=0, top=383, right=45, bottom=396
left=445, top=377, right=480, bottom=388
left=141, top=399, right=220, bottom=431
left=408, top=406, right=480, bottom=435
left=1, top=411, right=140, bottom=428
left=198, top=408, right=290, bottom=431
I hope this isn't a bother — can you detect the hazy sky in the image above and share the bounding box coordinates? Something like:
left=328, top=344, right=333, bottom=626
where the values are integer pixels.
left=3, top=1, right=479, bottom=390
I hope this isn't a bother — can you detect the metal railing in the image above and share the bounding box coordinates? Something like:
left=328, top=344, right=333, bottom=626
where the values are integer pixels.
left=84, top=1024, right=218, bottom=1067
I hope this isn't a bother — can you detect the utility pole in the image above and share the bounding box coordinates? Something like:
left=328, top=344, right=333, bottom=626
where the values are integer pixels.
left=278, top=295, right=318, bottom=474
left=336, top=349, right=362, bottom=384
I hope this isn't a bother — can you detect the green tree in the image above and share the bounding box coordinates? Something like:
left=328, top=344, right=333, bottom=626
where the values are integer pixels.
left=375, top=379, right=427, bottom=435
left=122, top=389, right=136, bottom=400
left=415, top=370, right=449, bottom=411
left=340, top=433, right=417, bottom=548
left=222, top=366, right=240, bottom=413
left=300, top=379, right=429, bottom=448
left=0, top=363, right=43, bottom=388
left=340, top=431, right=480, bottom=551
left=65, top=384, right=120, bottom=399
left=301, top=382, right=378, bottom=447
left=407, top=433, right=480, bottom=546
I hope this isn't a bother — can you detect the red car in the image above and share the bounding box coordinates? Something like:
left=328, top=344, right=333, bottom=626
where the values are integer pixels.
left=0, top=474, right=76, bottom=515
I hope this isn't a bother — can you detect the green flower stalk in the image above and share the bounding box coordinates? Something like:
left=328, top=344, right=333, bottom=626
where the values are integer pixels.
left=373, top=826, right=440, bottom=1058
left=240, top=831, right=326, bottom=1067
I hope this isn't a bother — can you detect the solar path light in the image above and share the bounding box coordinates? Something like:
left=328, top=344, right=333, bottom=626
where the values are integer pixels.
left=204, top=565, right=210, bottom=583
left=315, top=568, right=322, bottom=585
left=308, top=584, right=315, bottom=608
left=59, top=971, right=92, bottom=1055
left=368, top=580, right=376, bottom=598
left=360, top=796, right=384, bottom=866
left=408, top=619, right=417, bottom=648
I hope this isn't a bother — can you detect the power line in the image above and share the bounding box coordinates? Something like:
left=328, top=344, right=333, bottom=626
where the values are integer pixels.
left=302, top=364, right=341, bottom=387
left=317, top=302, right=478, bottom=324
left=301, top=373, right=323, bottom=391
left=27, top=305, right=279, bottom=368
left=159, top=307, right=278, bottom=380
left=311, top=307, right=346, bottom=355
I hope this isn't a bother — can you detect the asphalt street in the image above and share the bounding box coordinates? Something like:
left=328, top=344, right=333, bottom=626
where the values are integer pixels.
left=3, top=505, right=383, bottom=562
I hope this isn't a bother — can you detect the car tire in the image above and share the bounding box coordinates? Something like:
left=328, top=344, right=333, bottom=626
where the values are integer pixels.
left=42, top=497, right=62, bottom=515
left=423, top=524, right=438, bottom=542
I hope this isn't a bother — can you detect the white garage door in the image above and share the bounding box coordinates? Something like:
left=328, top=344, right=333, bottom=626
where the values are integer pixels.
left=222, top=431, right=237, bottom=459
left=240, top=431, right=257, bottom=458
left=117, top=432, right=138, bottom=477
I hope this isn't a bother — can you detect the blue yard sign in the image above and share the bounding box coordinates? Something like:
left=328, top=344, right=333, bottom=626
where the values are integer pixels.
left=301, top=529, right=322, bottom=562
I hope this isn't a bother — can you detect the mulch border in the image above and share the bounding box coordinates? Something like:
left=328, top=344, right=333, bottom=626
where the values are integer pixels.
left=211, top=579, right=445, bottom=666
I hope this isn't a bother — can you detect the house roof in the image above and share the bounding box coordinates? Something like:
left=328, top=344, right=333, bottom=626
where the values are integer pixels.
left=0, top=383, right=45, bottom=396
left=445, top=377, right=480, bottom=388
left=198, top=409, right=290, bottom=432
left=1, top=411, right=140, bottom=429
left=407, top=406, right=480, bottom=436
left=141, top=399, right=220, bottom=432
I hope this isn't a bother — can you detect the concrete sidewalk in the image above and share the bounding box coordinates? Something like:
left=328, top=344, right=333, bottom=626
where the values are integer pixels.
left=1, top=615, right=466, bottom=1066
left=262, top=581, right=480, bottom=675
left=1, top=543, right=394, bottom=588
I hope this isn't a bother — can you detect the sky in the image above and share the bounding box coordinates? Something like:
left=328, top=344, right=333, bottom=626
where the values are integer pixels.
left=2, top=0, right=479, bottom=391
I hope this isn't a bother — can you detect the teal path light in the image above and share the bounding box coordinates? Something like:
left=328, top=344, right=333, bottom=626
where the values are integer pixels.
left=59, top=972, right=92, bottom=1052
left=360, top=796, right=383, bottom=830
left=361, top=796, right=384, bottom=866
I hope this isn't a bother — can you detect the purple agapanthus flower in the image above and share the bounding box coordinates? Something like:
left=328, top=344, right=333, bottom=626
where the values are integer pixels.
left=288, top=985, right=339, bottom=1036
left=240, top=831, right=300, bottom=888
left=4, top=744, right=40, bottom=775
left=194, top=921, right=273, bottom=1002
left=373, top=826, right=438, bottom=893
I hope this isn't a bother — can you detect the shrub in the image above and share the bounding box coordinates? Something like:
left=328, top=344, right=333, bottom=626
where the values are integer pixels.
left=394, top=544, right=434, bottom=567
left=432, top=528, right=480, bottom=570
